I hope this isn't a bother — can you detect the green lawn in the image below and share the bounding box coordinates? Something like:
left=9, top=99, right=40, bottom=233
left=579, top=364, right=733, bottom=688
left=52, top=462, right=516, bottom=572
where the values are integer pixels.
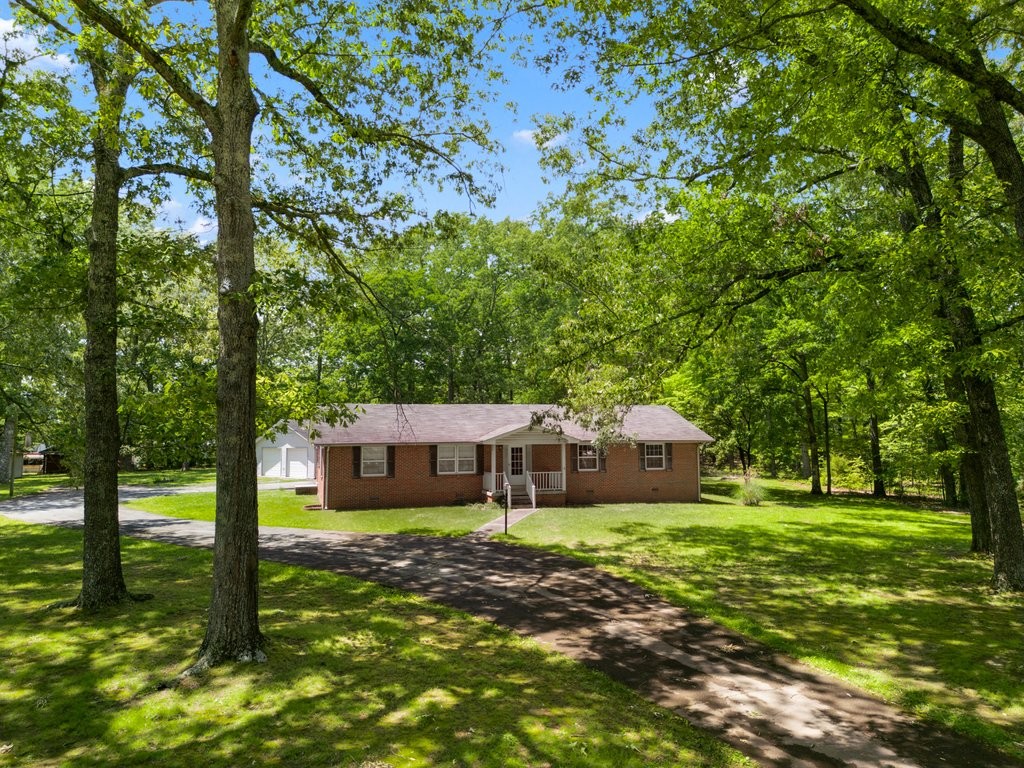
left=500, top=478, right=1024, bottom=758
left=117, top=468, right=219, bottom=487
left=3, top=468, right=220, bottom=500
left=125, top=490, right=499, bottom=536
left=0, top=516, right=750, bottom=768
left=3, top=473, right=72, bottom=498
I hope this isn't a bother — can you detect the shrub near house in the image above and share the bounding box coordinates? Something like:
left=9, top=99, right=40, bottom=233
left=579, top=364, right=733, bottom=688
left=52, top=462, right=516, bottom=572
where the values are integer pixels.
left=312, top=404, right=713, bottom=510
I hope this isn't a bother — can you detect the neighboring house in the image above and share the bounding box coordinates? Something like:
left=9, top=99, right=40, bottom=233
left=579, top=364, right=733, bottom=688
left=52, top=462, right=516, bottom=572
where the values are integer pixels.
left=39, top=447, right=66, bottom=475
left=313, top=404, right=713, bottom=510
left=256, top=422, right=316, bottom=480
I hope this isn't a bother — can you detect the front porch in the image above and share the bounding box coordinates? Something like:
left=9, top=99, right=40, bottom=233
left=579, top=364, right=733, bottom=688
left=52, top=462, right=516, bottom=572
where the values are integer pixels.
left=482, top=439, right=570, bottom=509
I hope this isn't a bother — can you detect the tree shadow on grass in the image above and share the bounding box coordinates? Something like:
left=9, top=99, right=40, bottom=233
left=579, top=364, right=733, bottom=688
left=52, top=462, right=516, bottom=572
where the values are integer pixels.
left=0, top=519, right=745, bottom=768
left=551, top=511, right=1024, bottom=755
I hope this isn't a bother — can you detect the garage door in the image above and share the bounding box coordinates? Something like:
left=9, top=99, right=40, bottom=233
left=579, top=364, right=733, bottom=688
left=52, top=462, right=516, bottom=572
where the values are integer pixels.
left=287, top=448, right=308, bottom=479
left=262, top=447, right=282, bottom=477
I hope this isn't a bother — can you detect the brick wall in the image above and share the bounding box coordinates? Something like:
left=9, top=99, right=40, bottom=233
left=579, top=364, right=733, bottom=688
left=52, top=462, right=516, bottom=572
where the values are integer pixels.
left=565, top=442, right=700, bottom=504
left=317, top=441, right=702, bottom=510
left=530, top=444, right=564, bottom=472
left=321, top=445, right=485, bottom=510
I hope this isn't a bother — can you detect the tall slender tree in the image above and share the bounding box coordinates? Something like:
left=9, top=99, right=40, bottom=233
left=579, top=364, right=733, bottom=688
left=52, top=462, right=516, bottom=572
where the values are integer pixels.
left=63, top=0, right=509, bottom=668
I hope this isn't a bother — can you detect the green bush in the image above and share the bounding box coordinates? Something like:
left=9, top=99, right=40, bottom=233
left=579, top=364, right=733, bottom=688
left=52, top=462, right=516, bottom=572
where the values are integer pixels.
left=739, top=476, right=766, bottom=506
left=830, top=454, right=871, bottom=491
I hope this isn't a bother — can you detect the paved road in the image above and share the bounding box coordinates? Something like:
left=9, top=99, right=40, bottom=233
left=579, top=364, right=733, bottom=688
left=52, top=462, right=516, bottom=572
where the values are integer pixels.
left=3, top=488, right=1020, bottom=768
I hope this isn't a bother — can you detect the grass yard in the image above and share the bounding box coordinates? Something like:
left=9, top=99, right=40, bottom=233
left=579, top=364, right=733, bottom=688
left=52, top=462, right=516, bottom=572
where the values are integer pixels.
left=4, top=473, right=71, bottom=498
left=0, top=516, right=750, bottom=768
left=124, top=490, right=500, bottom=536
left=3, top=468, right=219, bottom=500
left=501, top=478, right=1024, bottom=759
left=118, top=468, right=219, bottom=487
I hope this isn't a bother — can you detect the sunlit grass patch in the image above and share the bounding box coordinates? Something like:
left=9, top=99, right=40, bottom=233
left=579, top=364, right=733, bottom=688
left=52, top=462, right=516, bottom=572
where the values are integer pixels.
left=1, top=473, right=72, bottom=498
left=502, top=478, right=1024, bottom=759
left=0, top=516, right=750, bottom=767
left=124, top=490, right=497, bottom=536
left=118, top=468, right=218, bottom=487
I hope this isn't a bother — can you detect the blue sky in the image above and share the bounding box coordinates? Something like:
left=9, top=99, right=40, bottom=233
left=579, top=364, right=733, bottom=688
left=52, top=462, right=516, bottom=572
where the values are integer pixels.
left=0, top=4, right=618, bottom=232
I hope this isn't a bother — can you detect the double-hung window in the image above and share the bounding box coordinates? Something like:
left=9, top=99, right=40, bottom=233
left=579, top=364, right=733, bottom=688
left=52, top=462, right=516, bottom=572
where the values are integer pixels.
left=438, top=444, right=475, bottom=474
left=577, top=444, right=599, bottom=472
left=361, top=445, right=387, bottom=477
left=644, top=443, right=666, bottom=470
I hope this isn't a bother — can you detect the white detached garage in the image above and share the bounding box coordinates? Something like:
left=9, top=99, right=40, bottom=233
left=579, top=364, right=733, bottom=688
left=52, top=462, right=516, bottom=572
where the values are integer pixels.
left=256, top=423, right=316, bottom=479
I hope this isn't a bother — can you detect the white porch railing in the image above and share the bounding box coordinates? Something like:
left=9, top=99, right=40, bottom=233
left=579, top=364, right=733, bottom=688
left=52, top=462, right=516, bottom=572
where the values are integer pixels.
left=484, top=471, right=506, bottom=492
left=531, top=471, right=564, bottom=492
left=525, top=471, right=537, bottom=509
left=486, top=465, right=563, bottom=496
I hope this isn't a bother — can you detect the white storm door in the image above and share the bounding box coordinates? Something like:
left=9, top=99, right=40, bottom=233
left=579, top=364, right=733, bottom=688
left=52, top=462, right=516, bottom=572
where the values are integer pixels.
left=508, top=446, right=525, bottom=486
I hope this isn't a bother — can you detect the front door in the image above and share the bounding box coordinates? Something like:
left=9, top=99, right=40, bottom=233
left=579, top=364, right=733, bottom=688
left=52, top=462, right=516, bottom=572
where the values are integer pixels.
left=508, top=446, right=525, bottom=487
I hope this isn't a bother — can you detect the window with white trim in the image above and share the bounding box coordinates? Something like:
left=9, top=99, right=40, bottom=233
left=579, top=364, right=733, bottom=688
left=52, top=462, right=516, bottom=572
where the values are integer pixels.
left=578, top=444, right=599, bottom=472
left=644, top=442, right=666, bottom=470
left=438, top=444, right=476, bottom=474
left=361, top=445, right=387, bottom=477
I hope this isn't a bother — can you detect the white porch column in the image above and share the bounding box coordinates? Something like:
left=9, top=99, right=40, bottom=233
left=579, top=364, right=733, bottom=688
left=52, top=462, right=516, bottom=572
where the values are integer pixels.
left=491, top=443, right=497, bottom=489
left=561, top=443, right=566, bottom=492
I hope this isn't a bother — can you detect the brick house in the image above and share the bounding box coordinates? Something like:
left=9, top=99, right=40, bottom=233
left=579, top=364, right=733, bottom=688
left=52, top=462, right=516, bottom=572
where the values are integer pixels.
left=313, top=404, right=713, bottom=510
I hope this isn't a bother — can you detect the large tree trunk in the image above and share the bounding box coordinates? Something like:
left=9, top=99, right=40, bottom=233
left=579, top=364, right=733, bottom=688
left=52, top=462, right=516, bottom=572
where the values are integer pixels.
left=1, top=412, right=16, bottom=489
left=861, top=372, right=886, bottom=496
left=897, top=134, right=1024, bottom=589
left=941, top=289, right=1024, bottom=589
left=867, top=412, right=886, bottom=497
left=194, top=0, right=264, bottom=668
left=80, top=78, right=130, bottom=610
left=940, top=134, right=1023, bottom=587
left=954, top=407, right=993, bottom=554
left=968, top=91, right=1024, bottom=248
left=933, top=429, right=958, bottom=507
left=820, top=390, right=832, bottom=495
left=795, top=354, right=823, bottom=495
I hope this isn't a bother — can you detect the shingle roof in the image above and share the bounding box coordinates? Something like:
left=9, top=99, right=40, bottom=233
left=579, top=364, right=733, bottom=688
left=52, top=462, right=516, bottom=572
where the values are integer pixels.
left=312, top=404, right=713, bottom=445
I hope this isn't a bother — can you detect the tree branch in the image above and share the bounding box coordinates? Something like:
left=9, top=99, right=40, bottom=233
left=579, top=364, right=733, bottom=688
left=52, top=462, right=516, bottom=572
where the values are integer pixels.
left=838, top=0, right=1024, bottom=116
left=68, top=0, right=216, bottom=127
left=122, top=162, right=211, bottom=183
left=250, top=39, right=478, bottom=196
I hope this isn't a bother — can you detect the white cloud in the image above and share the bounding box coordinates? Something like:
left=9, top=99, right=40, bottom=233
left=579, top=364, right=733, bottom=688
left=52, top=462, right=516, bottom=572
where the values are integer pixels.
left=1, top=17, right=75, bottom=72
left=641, top=209, right=682, bottom=224
left=512, top=128, right=568, bottom=150
left=512, top=128, right=539, bottom=145
left=188, top=215, right=217, bottom=243
left=160, top=198, right=185, bottom=214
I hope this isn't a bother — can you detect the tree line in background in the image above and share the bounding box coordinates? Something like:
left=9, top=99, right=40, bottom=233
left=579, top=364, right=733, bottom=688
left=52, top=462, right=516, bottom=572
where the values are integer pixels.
left=2, top=0, right=1024, bottom=674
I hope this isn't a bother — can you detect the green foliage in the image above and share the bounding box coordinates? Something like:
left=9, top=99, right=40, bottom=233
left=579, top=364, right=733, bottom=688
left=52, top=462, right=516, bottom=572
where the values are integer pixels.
left=317, top=214, right=574, bottom=405
left=0, top=171, right=90, bottom=475
left=113, top=226, right=218, bottom=468
left=531, top=0, right=1024, bottom=520
left=829, top=455, right=871, bottom=493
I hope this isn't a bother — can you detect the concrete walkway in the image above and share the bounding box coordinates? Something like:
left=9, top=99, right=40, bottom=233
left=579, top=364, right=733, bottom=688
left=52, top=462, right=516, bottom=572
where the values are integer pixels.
left=2, top=488, right=1020, bottom=768
left=472, top=505, right=538, bottom=536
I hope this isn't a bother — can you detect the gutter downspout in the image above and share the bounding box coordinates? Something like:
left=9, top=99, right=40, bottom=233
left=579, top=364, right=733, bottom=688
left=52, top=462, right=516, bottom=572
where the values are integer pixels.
left=323, top=446, right=330, bottom=510
left=697, top=443, right=702, bottom=502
